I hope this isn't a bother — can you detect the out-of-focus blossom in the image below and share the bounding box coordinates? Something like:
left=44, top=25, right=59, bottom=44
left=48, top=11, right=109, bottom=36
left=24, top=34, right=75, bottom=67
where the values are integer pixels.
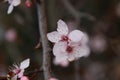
left=67, top=21, right=78, bottom=31
left=5, top=29, right=17, bottom=42
left=53, top=58, right=69, bottom=67
left=9, top=58, right=30, bottom=80
left=116, top=3, right=120, bottom=17
left=49, top=77, right=59, bottom=80
left=47, top=19, right=84, bottom=43
left=90, top=35, right=107, bottom=53
left=85, top=62, right=106, bottom=80
left=25, top=0, right=32, bottom=8
left=5, top=0, right=21, bottom=14
left=20, top=76, right=29, bottom=80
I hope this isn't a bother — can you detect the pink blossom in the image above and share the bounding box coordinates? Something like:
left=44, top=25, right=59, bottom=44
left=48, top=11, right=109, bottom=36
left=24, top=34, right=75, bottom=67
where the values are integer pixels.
left=20, top=76, right=29, bottom=80
left=53, top=41, right=90, bottom=62
left=5, top=0, right=21, bottom=14
left=10, top=59, right=30, bottom=80
left=49, top=77, right=58, bottom=80
left=54, top=58, right=69, bottom=67
left=25, top=0, right=32, bottom=8
left=90, top=35, right=107, bottom=53
left=47, top=19, right=90, bottom=64
left=5, top=29, right=17, bottom=42
left=47, top=20, right=84, bottom=43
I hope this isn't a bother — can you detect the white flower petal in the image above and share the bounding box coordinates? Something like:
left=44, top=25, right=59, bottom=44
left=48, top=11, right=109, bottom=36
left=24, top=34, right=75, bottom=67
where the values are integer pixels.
left=49, top=77, right=59, bottom=80
left=12, top=0, right=21, bottom=6
left=69, top=30, right=84, bottom=42
left=74, top=45, right=90, bottom=59
left=67, top=55, right=75, bottom=62
left=18, top=69, right=24, bottom=78
left=53, top=42, right=67, bottom=56
left=11, top=75, right=17, bottom=80
left=80, top=33, right=89, bottom=45
left=7, top=5, right=14, bottom=14
left=53, top=42, right=68, bottom=65
left=20, top=58, right=30, bottom=69
left=59, top=60, right=69, bottom=67
left=47, top=31, right=61, bottom=43
left=57, top=19, right=68, bottom=35
left=54, top=56, right=68, bottom=65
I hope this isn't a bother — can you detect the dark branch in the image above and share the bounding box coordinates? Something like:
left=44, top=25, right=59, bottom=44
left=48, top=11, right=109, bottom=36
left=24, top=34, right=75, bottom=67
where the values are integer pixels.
left=36, top=0, right=51, bottom=80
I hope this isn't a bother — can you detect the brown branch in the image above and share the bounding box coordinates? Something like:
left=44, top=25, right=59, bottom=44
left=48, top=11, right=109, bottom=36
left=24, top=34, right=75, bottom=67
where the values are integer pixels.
left=37, top=0, right=51, bottom=80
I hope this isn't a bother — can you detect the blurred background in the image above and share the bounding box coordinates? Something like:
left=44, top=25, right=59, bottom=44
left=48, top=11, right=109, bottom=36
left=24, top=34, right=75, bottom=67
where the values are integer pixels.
left=0, top=0, right=120, bottom=80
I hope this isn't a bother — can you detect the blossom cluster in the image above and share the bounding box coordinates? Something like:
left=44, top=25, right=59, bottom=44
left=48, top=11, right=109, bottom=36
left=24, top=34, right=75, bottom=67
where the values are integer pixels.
left=47, top=20, right=90, bottom=66
left=8, top=58, right=30, bottom=80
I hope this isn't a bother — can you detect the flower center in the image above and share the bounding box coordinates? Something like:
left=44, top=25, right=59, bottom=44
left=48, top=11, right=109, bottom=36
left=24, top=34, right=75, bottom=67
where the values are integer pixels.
left=15, top=68, right=21, bottom=74
left=61, top=36, right=69, bottom=42
left=66, top=46, right=73, bottom=53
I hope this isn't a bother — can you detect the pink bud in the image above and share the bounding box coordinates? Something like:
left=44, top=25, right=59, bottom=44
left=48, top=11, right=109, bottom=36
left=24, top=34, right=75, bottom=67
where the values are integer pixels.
left=90, top=35, right=107, bottom=53
left=60, top=61, right=69, bottom=67
left=5, top=29, right=17, bottom=42
left=49, top=77, right=58, bottom=80
left=20, top=76, right=29, bottom=80
left=25, top=0, right=32, bottom=8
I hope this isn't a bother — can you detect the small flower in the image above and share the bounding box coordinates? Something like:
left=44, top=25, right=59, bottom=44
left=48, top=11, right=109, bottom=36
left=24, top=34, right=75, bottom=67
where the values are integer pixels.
left=53, top=39, right=90, bottom=62
left=5, top=0, right=21, bottom=14
left=9, top=58, right=30, bottom=80
left=25, top=0, right=32, bottom=8
left=47, top=20, right=84, bottom=43
left=90, top=35, right=107, bottom=53
left=49, top=77, right=58, bottom=80
left=5, top=29, right=17, bottom=42
left=54, top=58, right=69, bottom=67
left=47, top=19, right=90, bottom=63
left=20, top=76, right=29, bottom=80
left=53, top=34, right=90, bottom=62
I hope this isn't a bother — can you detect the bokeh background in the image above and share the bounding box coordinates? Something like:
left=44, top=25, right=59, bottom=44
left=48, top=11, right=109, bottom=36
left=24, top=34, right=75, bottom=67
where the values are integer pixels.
left=0, top=0, right=120, bottom=80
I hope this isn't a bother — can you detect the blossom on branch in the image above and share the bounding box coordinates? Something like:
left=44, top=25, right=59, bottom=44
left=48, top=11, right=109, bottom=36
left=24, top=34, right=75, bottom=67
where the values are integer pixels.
left=49, top=77, right=59, bottom=80
left=47, top=19, right=90, bottom=65
left=5, top=0, right=21, bottom=14
left=47, top=19, right=84, bottom=43
left=53, top=41, right=90, bottom=62
left=20, top=76, right=29, bottom=80
left=9, top=58, right=30, bottom=80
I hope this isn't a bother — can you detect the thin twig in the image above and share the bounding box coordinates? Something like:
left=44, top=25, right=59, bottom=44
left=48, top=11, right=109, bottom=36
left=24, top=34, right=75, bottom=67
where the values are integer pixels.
left=37, top=0, right=51, bottom=80
left=61, top=0, right=95, bottom=21
left=25, top=68, right=43, bottom=75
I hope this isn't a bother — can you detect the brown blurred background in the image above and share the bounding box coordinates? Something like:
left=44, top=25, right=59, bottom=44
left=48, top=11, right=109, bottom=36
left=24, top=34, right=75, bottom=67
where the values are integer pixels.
left=0, top=0, right=120, bottom=80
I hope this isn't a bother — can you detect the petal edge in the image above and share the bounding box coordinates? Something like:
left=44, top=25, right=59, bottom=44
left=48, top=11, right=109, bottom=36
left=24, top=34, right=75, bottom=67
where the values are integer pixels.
left=57, top=20, right=68, bottom=35
left=47, top=31, right=61, bottom=43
